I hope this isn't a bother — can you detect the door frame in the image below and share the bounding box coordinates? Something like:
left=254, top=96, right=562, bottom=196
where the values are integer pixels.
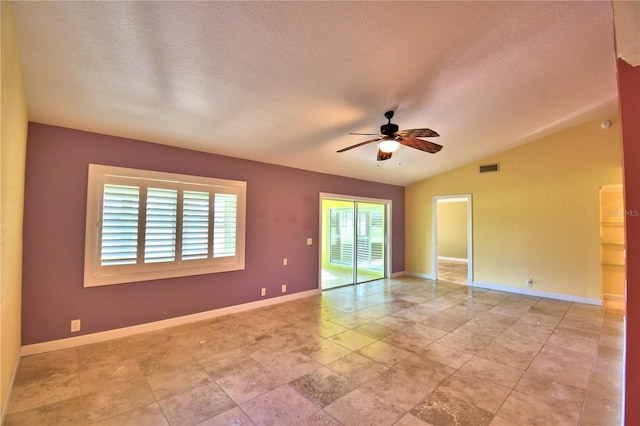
left=432, top=194, right=473, bottom=284
left=319, top=193, right=392, bottom=289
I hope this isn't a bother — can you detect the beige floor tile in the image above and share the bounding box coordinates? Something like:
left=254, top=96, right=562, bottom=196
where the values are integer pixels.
left=546, top=326, right=600, bottom=356
left=325, top=387, right=404, bottom=426
left=216, top=364, right=280, bottom=404
left=328, top=329, right=377, bottom=351
left=436, top=327, right=493, bottom=353
left=4, top=396, right=84, bottom=426
left=476, top=341, right=537, bottom=371
left=352, top=321, right=394, bottom=340
left=392, top=355, right=456, bottom=389
left=438, top=370, right=512, bottom=414
left=489, top=415, right=519, bottom=426
left=296, top=338, right=353, bottom=365
left=327, top=352, right=388, bottom=387
left=579, top=385, right=622, bottom=426
left=8, top=373, right=81, bottom=414
left=195, top=348, right=262, bottom=380
left=418, top=341, right=474, bottom=369
left=290, top=366, right=352, bottom=407
left=310, top=320, right=350, bottom=338
left=411, top=390, right=493, bottom=426
left=303, top=410, right=344, bottom=426
left=458, top=356, right=523, bottom=389
left=361, top=367, right=436, bottom=412
left=146, top=362, right=212, bottom=400
left=90, top=402, right=169, bottom=426
left=357, top=340, right=413, bottom=367
left=381, top=325, right=446, bottom=353
left=373, top=314, right=415, bottom=331
left=390, top=308, right=431, bottom=323
left=240, top=385, right=319, bottom=425
left=78, top=358, right=146, bottom=395
left=158, top=382, right=235, bottom=426
left=81, top=381, right=156, bottom=423
left=13, top=348, right=78, bottom=387
left=196, top=406, right=255, bottom=426
left=393, top=413, right=431, bottom=426
left=136, top=349, right=195, bottom=376
left=261, top=351, right=322, bottom=384
left=514, top=370, right=586, bottom=413
left=329, top=313, right=372, bottom=329
left=527, top=345, right=594, bottom=389
left=498, top=390, right=581, bottom=425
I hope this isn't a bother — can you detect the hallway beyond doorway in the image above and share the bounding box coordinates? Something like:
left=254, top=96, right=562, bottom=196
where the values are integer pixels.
left=437, top=259, right=468, bottom=285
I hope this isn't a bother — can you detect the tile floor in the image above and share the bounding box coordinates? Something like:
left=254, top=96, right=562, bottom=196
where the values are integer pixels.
left=5, top=277, right=625, bottom=426
left=437, top=260, right=468, bottom=286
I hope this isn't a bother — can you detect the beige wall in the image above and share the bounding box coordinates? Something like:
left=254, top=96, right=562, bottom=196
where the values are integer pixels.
left=406, top=116, right=622, bottom=300
left=1, top=0, right=27, bottom=413
left=437, top=201, right=467, bottom=260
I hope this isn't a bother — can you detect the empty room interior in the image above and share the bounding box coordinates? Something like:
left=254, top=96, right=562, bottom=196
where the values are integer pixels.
left=2, top=1, right=640, bottom=425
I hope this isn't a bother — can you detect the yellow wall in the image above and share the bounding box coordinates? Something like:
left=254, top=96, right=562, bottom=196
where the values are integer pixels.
left=1, top=0, right=27, bottom=414
left=406, top=117, right=622, bottom=300
left=437, top=200, right=468, bottom=259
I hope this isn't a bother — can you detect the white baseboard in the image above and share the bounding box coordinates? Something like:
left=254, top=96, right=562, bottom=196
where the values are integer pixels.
left=21, top=289, right=320, bottom=357
left=602, top=293, right=626, bottom=302
left=391, top=271, right=405, bottom=278
left=403, top=271, right=436, bottom=280
left=437, top=257, right=468, bottom=263
left=472, top=281, right=602, bottom=306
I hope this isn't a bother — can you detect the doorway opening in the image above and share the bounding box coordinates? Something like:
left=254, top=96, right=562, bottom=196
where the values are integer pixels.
left=433, top=195, right=473, bottom=285
left=319, top=194, right=391, bottom=290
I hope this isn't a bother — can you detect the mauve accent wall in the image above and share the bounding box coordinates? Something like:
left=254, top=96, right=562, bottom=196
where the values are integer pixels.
left=22, top=123, right=405, bottom=345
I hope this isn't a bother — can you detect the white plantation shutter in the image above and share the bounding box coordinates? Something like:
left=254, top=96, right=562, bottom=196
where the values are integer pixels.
left=181, top=190, right=210, bottom=260
left=85, top=164, right=246, bottom=287
left=213, top=193, right=237, bottom=258
left=144, top=188, right=178, bottom=263
left=100, top=184, right=140, bottom=266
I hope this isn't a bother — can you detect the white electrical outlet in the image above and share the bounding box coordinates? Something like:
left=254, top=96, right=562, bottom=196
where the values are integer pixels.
left=282, top=284, right=287, bottom=293
left=283, top=258, right=287, bottom=266
left=70, top=319, right=81, bottom=332
left=261, top=288, right=266, bottom=296
left=526, top=278, right=533, bottom=287
left=306, top=238, right=312, bottom=245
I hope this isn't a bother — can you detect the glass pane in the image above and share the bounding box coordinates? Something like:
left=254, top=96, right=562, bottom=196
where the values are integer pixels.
left=101, top=184, right=140, bottom=266
left=321, top=199, right=355, bottom=290
left=144, top=188, right=178, bottom=263
left=356, top=202, right=385, bottom=284
left=213, top=193, right=237, bottom=258
left=182, top=190, right=210, bottom=260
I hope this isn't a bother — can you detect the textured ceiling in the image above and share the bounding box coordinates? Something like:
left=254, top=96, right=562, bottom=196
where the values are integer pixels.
left=12, top=1, right=620, bottom=186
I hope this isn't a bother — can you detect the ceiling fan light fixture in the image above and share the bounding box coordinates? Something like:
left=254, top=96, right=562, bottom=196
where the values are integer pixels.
left=378, top=138, right=400, bottom=153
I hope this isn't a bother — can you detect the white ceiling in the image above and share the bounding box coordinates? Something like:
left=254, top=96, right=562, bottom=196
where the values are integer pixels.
left=12, top=1, right=621, bottom=186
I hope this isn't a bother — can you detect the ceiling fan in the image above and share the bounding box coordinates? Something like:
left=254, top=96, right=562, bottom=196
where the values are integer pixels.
left=337, top=111, right=443, bottom=161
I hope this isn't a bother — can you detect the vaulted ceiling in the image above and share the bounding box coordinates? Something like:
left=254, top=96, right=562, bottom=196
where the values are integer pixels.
left=12, top=1, right=621, bottom=186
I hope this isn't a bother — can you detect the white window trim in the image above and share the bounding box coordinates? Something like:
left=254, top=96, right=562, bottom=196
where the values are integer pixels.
left=84, top=164, right=246, bottom=287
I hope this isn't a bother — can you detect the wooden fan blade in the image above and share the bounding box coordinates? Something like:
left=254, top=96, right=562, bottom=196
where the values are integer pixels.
left=395, top=128, right=440, bottom=138
left=337, top=138, right=382, bottom=153
left=349, top=132, right=383, bottom=136
left=400, top=136, right=443, bottom=153
left=377, top=149, right=393, bottom=161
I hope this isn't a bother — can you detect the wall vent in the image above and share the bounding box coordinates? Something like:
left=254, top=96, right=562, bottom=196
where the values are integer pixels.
left=479, top=163, right=500, bottom=174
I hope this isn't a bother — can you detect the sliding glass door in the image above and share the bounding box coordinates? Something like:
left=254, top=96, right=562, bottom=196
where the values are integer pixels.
left=320, top=196, right=388, bottom=290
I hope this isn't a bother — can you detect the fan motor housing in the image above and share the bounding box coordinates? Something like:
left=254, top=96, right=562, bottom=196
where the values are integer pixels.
left=380, top=123, right=399, bottom=136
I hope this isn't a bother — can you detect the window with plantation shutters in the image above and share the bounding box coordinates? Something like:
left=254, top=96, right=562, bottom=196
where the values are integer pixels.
left=84, top=164, right=246, bottom=287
